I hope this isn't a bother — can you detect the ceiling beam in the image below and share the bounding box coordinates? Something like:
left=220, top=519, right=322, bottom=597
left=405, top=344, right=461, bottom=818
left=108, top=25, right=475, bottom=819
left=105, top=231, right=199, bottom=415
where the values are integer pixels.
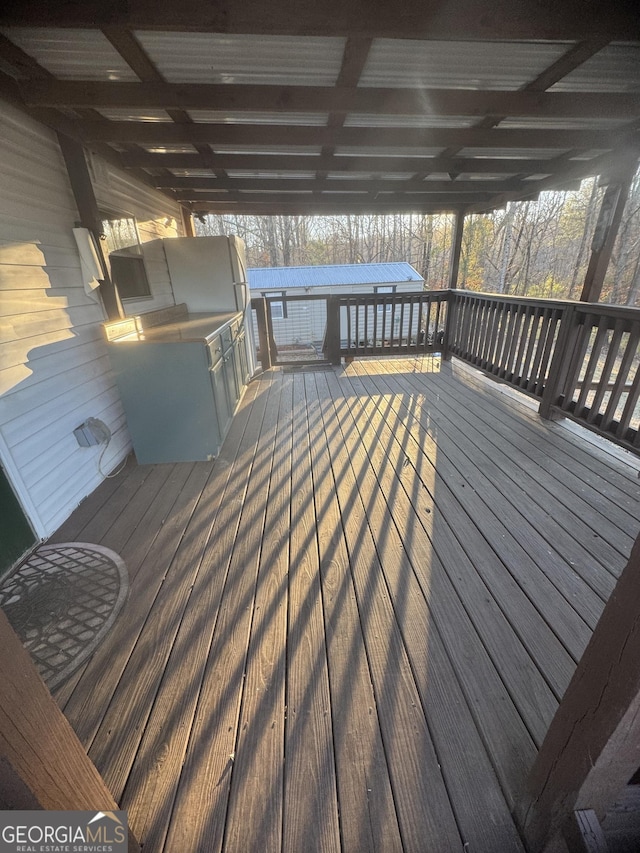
left=153, top=176, right=522, bottom=193
left=190, top=201, right=471, bottom=215
left=181, top=191, right=495, bottom=205
left=115, top=151, right=605, bottom=175
left=1, top=0, right=637, bottom=40
left=19, top=81, right=640, bottom=122
left=76, top=121, right=624, bottom=149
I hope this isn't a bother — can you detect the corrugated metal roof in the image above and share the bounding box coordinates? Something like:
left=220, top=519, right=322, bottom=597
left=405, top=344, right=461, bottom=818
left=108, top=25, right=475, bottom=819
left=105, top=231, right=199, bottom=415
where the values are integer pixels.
left=344, top=114, right=476, bottom=128
left=248, top=262, right=424, bottom=290
left=327, top=172, right=415, bottom=179
left=0, top=27, right=139, bottom=81
left=188, top=111, right=329, bottom=126
left=135, top=32, right=345, bottom=86
left=333, top=146, right=445, bottom=157
left=98, top=108, right=173, bottom=122
left=498, top=116, right=626, bottom=129
left=213, top=145, right=323, bottom=155
left=359, top=39, right=571, bottom=90
left=551, top=44, right=640, bottom=93
left=171, top=169, right=219, bottom=177
left=142, top=144, right=198, bottom=154
left=456, top=147, right=567, bottom=159
left=227, top=170, right=317, bottom=179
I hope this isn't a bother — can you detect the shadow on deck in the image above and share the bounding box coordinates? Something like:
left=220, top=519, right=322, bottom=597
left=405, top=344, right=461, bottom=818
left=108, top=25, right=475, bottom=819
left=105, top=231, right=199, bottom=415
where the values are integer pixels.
left=50, top=356, right=640, bottom=853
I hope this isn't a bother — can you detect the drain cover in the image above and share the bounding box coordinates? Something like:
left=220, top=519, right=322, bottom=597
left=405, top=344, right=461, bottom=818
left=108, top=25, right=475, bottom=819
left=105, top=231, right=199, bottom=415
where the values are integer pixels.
left=0, top=543, right=128, bottom=689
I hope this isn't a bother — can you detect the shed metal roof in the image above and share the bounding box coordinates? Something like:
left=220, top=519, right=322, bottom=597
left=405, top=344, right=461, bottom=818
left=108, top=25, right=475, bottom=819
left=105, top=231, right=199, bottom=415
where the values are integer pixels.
left=248, top=262, right=423, bottom=290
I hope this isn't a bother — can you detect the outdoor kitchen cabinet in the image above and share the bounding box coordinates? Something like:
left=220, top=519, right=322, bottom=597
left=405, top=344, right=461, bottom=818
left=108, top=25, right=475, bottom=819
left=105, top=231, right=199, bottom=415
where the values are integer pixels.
left=105, top=308, right=249, bottom=464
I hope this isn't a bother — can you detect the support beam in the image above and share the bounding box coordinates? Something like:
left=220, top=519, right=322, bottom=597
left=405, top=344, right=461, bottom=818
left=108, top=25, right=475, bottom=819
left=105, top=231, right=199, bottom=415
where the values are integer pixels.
left=1, top=0, right=637, bottom=41
left=75, top=121, right=620, bottom=150
left=180, top=205, right=195, bottom=237
left=516, top=531, right=640, bottom=853
left=18, top=80, right=640, bottom=120
left=448, top=211, right=465, bottom=289
left=118, top=152, right=587, bottom=176
left=57, top=133, right=123, bottom=319
left=580, top=174, right=634, bottom=303
left=0, top=609, right=139, bottom=850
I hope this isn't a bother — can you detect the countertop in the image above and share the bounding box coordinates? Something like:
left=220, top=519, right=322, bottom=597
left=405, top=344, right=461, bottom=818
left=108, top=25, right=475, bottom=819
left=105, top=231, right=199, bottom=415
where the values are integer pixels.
left=106, top=311, right=240, bottom=344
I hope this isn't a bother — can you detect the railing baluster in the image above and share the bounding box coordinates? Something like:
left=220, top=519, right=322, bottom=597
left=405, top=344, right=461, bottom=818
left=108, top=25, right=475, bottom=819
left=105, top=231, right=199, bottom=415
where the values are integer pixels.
left=492, top=301, right=508, bottom=375
left=533, top=308, right=561, bottom=397
left=434, top=297, right=442, bottom=351
left=408, top=297, right=416, bottom=348
left=519, top=308, right=543, bottom=389
left=574, top=316, right=611, bottom=418
left=602, top=327, right=640, bottom=433
left=618, top=355, right=640, bottom=440
left=417, top=296, right=425, bottom=353
left=559, top=315, right=593, bottom=413
left=587, top=321, right=624, bottom=425
left=504, top=304, right=525, bottom=381
left=513, top=309, right=535, bottom=385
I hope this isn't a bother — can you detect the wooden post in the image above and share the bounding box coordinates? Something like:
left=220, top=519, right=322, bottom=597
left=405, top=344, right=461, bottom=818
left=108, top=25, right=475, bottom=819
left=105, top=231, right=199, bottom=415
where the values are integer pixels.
left=252, top=297, right=272, bottom=371
left=0, top=609, right=139, bottom=851
left=580, top=173, right=633, bottom=304
left=539, top=302, right=576, bottom=419
left=57, top=132, right=123, bottom=320
left=447, top=210, right=465, bottom=290
left=516, top=532, right=640, bottom=853
left=325, top=295, right=342, bottom=365
left=180, top=204, right=195, bottom=237
left=441, top=291, right=458, bottom=362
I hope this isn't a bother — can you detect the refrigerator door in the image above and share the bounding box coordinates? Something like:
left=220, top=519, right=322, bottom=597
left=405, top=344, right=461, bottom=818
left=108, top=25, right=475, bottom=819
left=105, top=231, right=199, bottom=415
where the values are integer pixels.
left=228, top=235, right=248, bottom=285
left=164, top=236, right=237, bottom=312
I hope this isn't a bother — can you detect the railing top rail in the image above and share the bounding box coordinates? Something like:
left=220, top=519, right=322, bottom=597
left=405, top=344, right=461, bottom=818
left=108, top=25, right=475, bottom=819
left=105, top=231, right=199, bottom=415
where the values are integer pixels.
left=337, top=290, right=449, bottom=304
left=453, top=290, right=640, bottom=322
left=571, top=301, right=640, bottom=322
left=252, top=293, right=331, bottom=304
left=453, top=289, right=573, bottom=310
left=252, top=288, right=640, bottom=322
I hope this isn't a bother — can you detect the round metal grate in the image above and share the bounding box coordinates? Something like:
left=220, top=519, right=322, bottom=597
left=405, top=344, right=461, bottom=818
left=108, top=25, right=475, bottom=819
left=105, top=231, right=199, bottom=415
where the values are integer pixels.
left=0, top=542, right=128, bottom=689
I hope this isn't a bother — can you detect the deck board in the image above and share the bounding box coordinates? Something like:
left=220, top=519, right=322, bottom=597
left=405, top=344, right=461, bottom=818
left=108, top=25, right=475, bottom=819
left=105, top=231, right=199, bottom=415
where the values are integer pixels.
left=49, top=357, right=640, bottom=853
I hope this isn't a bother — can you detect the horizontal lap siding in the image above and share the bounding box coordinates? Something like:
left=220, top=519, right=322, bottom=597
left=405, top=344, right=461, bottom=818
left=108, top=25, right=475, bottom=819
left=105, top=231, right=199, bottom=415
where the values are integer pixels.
left=0, top=101, right=183, bottom=538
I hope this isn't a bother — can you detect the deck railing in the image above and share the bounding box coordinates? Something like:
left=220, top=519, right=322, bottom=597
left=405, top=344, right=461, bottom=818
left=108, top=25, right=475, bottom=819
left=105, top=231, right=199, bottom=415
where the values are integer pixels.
left=325, top=291, right=449, bottom=362
left=253, top=288, right=640, bottom=456
left=448, top=291, right=566, bottom=400
left=541, top=302, right=640, bottom=451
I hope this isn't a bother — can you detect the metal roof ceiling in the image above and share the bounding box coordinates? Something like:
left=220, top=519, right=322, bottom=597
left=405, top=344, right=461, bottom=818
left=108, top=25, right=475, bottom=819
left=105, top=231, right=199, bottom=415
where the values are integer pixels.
left=248, top=262, right=424, bottom=290
left=0, top=0, right=639, bottom=216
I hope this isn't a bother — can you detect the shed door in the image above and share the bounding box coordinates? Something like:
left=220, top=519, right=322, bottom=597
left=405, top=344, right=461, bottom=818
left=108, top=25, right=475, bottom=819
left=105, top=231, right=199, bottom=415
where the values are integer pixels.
left=0, top=465, right=36, bottom=578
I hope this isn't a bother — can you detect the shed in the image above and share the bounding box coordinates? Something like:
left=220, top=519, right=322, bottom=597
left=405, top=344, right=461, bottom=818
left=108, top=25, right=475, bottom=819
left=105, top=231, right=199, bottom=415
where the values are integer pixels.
left=249, top=262, right=424, bottom=350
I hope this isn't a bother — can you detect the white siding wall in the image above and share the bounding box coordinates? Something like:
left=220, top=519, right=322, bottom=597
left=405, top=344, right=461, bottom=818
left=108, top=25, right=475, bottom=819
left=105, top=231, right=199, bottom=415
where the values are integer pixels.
left=0, top=100, right=183, bottom=539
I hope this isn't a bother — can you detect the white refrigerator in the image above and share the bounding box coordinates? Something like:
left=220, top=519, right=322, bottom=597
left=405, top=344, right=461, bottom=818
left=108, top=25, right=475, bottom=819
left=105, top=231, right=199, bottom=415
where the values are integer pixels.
left=163, top=234, right=255, bottom=373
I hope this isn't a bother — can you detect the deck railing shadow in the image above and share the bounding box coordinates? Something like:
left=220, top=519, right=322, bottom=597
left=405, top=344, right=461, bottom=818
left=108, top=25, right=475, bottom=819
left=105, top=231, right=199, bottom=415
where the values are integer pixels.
left=264, top=288, right=640, bottom=459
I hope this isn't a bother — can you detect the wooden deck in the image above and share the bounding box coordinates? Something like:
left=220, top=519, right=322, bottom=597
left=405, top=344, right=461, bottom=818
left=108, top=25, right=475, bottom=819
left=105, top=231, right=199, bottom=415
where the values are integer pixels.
left=50, top=356, right=640, bottom=853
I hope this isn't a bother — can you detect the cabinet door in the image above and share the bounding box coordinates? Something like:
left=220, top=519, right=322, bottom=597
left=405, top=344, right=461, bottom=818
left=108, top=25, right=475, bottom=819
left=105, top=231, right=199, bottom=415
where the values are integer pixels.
left=210, top=358, right=232, bottom=439
left=223, top=351, right=239, bottom=408
left=233, top=333, right=248, bottom=395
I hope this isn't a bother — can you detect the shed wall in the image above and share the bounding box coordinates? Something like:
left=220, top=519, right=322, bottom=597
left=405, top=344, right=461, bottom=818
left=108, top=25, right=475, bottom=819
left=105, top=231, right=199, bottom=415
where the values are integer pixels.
left=0, top=100, right=183, bottom=539
left=253, top=280, right=424, bottom=349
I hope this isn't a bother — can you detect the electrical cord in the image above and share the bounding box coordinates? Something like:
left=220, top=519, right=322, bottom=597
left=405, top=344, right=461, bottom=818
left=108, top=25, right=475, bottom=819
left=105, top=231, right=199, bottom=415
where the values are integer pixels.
left=97, top=432, right=128, bottom=479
